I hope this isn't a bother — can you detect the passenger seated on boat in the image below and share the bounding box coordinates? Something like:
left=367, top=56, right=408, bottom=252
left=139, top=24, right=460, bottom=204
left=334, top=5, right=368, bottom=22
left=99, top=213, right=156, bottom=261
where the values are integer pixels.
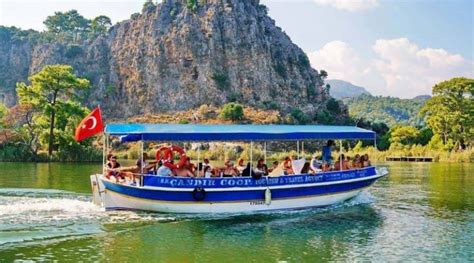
left=362, top=154, right=371, bottom=167
left=203, top=158, right=212, bottom=170
left=321, top=161, right=330, bottom=172
left=175, top=167, right=194, bottom=177
left=256, top=158, right=269, bottom=175
left=106, top=154, right=124, bottom=180
left=283, top=157, right=294, bottom=175
left=352, top=154, right=362, bottom=169
left=182, top=157, right=196, bottom=176
left=136, top=153, right=157, bottom=174
left=268, top=161, right=279, bottom=173
left=157, top=160, right=175, bottom=176
left=241, top=162, right=257, bottom=177
left=236, top=158, right=246, bottom=173
left=201, top=165, right=212, bottom=178
left=300, top=162, right=313, bottom=174
left=334, top=154, right=350, bottom=170
left=346, top=156, right=353, bottom=169
left=223, top=160, right=239, bottom=177
left=196, top=163, right=213, bottom=177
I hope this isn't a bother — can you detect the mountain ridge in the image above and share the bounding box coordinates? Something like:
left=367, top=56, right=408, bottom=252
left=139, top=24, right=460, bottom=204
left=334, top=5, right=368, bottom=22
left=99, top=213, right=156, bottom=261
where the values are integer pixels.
left=0, top=0, right=347, bottom=123
left=326, top=79, right=371, bottom=99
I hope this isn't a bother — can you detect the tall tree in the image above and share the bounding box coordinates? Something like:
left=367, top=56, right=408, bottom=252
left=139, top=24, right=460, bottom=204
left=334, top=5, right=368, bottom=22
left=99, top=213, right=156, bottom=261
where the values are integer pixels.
left=44, top=10, right=90, bottom=41
left=0, top=103, right=7, bottom=128
left=2, top=104, right=41, bottom=156
left=91, top=15, right=112, bottom=34
left=16, top=65, right=89, bottom=157
left=390, top=126, right=420, bottom=145
left=319, top=70, right=328, bottom=80
left=420, top=77, right=474, bottom=148
left=142, top=0, right=156, bottom=13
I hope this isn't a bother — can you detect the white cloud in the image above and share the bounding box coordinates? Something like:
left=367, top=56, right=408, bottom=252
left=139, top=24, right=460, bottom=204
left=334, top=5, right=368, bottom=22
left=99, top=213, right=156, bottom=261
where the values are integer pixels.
left=308, top=38, right=474, bottom=98
left=312, top=0, right=379, bottom=11
left=307, top=41, right=362, bottom=80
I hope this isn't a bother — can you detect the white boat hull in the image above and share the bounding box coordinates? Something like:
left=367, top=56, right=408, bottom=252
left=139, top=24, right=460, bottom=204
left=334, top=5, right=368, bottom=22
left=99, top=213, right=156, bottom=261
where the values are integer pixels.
left=103, top=187, right=366, bottom=213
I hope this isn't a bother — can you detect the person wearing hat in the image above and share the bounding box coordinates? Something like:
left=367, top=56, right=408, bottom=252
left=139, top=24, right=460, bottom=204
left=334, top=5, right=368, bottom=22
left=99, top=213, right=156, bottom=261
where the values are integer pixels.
left=223, top=160, right=239, bottom=177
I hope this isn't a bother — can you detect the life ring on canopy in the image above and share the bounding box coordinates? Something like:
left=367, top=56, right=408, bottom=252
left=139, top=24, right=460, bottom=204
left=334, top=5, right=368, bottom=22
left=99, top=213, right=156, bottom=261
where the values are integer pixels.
left=156, top=145, right=188, bottom=168
left=155, top=146, right=170, bottom=161
left=167, top=145, right=187, bottom=168
left=192, top=187, right=206, bottom=201
left=163, top=160, right=178, bottom=170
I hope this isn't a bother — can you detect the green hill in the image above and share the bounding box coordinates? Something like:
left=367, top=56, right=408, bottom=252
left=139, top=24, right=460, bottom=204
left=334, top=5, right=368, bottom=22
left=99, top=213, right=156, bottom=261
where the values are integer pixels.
left=343, top=94, right=429, bottom=127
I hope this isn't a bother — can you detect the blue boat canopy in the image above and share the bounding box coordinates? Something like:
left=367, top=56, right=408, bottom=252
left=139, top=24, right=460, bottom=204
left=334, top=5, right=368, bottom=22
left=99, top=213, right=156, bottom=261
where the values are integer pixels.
left=105, top=123, right=376, bottom=142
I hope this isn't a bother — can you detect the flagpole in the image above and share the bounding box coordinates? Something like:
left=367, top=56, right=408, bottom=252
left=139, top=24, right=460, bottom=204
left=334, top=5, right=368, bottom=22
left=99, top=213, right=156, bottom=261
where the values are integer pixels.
left=102, top=134, right=106, bottom=176
left=140, top=137, right=144, bottom=174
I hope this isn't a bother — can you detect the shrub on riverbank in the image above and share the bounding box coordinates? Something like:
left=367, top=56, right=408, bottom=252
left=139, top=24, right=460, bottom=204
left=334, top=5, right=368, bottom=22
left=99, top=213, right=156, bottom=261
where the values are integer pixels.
left=345, top=145, right=473, bottom=163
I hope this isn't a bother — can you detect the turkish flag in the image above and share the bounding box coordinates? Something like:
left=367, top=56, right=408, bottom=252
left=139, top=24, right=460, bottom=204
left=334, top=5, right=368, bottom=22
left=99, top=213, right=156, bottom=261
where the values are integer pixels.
left=75, top=106, right=104, bottom=142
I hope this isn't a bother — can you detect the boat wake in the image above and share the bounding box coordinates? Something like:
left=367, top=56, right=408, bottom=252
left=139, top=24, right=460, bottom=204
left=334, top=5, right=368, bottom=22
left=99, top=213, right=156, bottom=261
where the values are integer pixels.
left=0, top=188, right=175, bottom=248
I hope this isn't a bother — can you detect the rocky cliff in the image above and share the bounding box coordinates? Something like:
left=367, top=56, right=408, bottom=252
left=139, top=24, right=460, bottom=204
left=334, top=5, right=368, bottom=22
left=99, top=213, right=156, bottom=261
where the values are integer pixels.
left=0, top=0, right=343, bottom=121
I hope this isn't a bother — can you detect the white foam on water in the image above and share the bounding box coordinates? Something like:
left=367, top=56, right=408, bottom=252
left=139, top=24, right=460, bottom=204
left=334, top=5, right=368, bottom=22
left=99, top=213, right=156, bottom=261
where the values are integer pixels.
left=0, top=196, right=103, bottom=223
left=344, top=190, right=375, bottom=206
left=0, top=188, right=175, bottom=247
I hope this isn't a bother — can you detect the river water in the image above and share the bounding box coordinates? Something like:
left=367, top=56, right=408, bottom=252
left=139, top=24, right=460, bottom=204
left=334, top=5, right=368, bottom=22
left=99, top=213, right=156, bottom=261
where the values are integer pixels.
left=0, top=162, right=472, bottom=262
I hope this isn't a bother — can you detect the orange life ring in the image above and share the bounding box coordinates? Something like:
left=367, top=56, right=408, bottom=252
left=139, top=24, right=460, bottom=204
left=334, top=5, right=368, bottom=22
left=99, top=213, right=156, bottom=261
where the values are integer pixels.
left=169, top=145, right=187, bottom=168
left=155, top=146, right=170, bottom=161
left=156, top=145, right=187, bottom=168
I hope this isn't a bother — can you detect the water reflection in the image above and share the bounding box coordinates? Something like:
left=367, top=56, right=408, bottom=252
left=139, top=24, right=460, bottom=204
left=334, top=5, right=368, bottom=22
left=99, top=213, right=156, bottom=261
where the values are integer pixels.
left=427, top=163, right=474, bottom=215
left=94, top=204, right=384, bottom=262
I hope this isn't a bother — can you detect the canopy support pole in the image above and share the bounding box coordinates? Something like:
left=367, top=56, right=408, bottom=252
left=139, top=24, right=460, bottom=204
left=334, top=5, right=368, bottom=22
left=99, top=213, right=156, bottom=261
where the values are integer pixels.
left=197, top=143, right=200, bottom=176
left=297, top=140, right=299, bottom=159
left=250, top=141, right=253, bottom=172
left=374, top=134, right=377, bottom=149
left=302, top=141, right=305, bottom=159
left=140, top=136, right=144, bottom=175
left=339, top=140, right=342, bottom=171
left=224, top=142, right=227, bottom=161
left=102, top=134, right=107, bottom=176
left=264, top=142, right=267, bottom=164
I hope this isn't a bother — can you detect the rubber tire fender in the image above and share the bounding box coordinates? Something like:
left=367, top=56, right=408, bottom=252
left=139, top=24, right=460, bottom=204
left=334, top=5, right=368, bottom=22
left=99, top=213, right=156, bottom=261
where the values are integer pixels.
left=192, top=187, right=206, bottom=201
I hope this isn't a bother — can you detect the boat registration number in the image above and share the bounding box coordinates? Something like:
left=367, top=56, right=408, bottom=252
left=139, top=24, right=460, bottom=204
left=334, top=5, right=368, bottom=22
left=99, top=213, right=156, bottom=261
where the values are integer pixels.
left=249, top=201, right=265, bottom=205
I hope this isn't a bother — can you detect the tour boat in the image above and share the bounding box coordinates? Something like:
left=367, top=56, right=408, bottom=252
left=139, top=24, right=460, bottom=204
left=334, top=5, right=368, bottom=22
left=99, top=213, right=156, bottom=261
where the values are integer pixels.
left=90, top=124, right=388, bottom=213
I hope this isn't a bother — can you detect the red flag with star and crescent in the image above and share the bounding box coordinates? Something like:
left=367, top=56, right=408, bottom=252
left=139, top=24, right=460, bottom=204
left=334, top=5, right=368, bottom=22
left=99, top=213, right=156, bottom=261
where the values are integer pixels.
left=75, top=106, right=104, bottom=142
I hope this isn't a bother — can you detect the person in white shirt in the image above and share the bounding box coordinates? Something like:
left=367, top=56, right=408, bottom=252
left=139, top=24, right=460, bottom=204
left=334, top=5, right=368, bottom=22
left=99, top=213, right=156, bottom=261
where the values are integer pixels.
left=157, top=161, right=175, bottom=176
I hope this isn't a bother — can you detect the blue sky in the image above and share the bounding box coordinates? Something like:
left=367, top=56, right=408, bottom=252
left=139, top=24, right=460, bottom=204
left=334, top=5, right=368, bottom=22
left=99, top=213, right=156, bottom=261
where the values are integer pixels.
left=1, top=0, right=472, bottom=98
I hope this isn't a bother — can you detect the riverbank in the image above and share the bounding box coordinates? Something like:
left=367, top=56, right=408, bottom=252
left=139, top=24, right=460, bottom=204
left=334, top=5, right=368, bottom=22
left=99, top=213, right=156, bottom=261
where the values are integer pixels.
left=345, top=147, right=473, bottom=163
left=1, top=143, right=472, bottom=163
left=111, top=144, right=473, bottom=163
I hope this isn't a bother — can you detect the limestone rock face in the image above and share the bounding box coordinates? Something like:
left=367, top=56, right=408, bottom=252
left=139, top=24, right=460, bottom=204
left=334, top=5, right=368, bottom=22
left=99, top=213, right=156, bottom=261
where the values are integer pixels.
left=0, top=0, right=340, bottom=120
